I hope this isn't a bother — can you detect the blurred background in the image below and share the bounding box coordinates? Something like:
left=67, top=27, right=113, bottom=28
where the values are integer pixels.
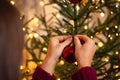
left=8, top=0, right=120, bottom=80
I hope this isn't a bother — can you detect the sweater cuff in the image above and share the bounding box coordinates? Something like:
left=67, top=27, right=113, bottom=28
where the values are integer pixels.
left=72, top=67, right=97, bottom=80
left=32, top=66, right=56, bottom=80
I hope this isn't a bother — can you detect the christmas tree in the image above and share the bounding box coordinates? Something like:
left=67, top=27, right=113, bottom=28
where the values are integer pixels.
left=19, top=0, right=120, bottom=80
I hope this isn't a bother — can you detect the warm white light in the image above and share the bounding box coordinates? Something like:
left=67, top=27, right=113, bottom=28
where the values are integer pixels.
left=40, top=1, right=45, bottom=7
left=110, top=37, right=113, bottom=40
left=106, top=27, right=109, bottom=30
left=29, top=34, right=33, bottom=39
left=116, top=33, right=119, bottom=36
left=113, top=65, right=119, bottom=69
left=10, top=1, right=15, bottom=5
left=98, top=42, right=104, bottom=47
left=115, top=25, right=118, bottom=29
left=115, top=51, right=119, bottom=55
left=76, top=5, right=80, bottom=11
left=100, top=12, right=105, bottom=17
left=34, top=33, right=39, bottom=38
left=22, top=27, right=26, bottom=31
left=56, top=13, right=61, bottom=18
left=59, top=60, right=64, bottom=65
left=57, top=78, right=61, bottom=80
left=43, top=47, right=47, bottom=52
left=20, top=65, right=25, bottom=70
left=90, top=36, right=94, bottom=39
left=104, top=56, right=110, bottom=62
left=84, top=25, right=88, bottom=30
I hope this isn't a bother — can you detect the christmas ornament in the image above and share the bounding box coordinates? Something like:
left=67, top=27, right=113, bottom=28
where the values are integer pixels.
left=62, top=46, right=76, bottom=63
left=69, top=0, right=82, bottom=3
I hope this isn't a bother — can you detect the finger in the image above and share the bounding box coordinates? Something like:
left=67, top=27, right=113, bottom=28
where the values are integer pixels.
left=76, top=35, right=91, bottom=43
left=74, top=36, right=82, bottom=47
left=54, top=35, right=72, bottom=42
left=61, top=37, right=72, bottom=48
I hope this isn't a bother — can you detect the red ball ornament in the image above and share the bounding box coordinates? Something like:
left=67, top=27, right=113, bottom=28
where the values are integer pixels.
left=69, top=0, right=82, bottom=3
left=62, top=46, right=76, bottom=63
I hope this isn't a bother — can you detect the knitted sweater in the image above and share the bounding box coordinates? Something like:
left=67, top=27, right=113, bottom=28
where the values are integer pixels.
left=32, top=66, right=97, bottom=80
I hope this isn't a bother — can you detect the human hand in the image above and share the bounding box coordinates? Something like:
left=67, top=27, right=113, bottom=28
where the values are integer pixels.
left=41, top=36, right=72, bottom=75
left=74, top=35, right=97, bottom=69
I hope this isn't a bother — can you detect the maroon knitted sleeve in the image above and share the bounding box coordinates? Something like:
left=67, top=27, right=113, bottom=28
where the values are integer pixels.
left=71, top=67, right=97, bottom=80
left=32, top=66, right=56, bottom=80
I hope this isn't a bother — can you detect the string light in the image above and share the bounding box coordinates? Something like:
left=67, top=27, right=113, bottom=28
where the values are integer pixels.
left=56, top=13, right=61, bottom=18
left=76, top=5, right=80, bottom=11
left=57, top=78, right=61, bottom=80
left=98, top=42, right=104, bottom=47
left=34, top=33, right=39, bottom=38
left=103, top=56, right=110, bottom=62
left=90, top=36, right=94, bottom=39
left=10, top=1, right=15, bottom=5
left=84, top=25, right=88, bottom=30
left=110, top=37, right=113, bottom=40
left=43, top=47, right=47, bottom=52
left=100, top=12, right=105, bottom=17
left=59, top=60, right=64, bottom=65
left=115, top=51, right=119, bottom=55
left=29, top=34, right=33, bottom=39
left=63, top=29, right=67, bottom=33
left=116, top=33, right=119, bottom=36
left=22, top=27, right=26, bottom=31
left=20, top=65, right=25, bottom=70
left=115, top=25, right=118, bottom=29
left=113, top=65, right=119, bottom=69
left=40, top=1, right=45, bottom=7
left=106, top=27, right=109, bottom=30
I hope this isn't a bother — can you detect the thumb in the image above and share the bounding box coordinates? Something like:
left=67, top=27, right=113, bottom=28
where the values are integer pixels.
left=74, top=36, right=82, bottom=47
left=61, top=37, right=72, bottom=48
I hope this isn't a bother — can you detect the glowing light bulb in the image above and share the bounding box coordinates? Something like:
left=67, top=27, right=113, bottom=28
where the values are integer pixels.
left=59, top=60, right=64, bottom=65
left=115, top=25, right=118, bottom=29
left=29, top=34, right=33, bottom=39
left=100, top=12, right=105, bottom=17
left=43, top=47, right=47, bottom=52
left=84, top=25, right=88, bottom=30
left=40, top=1, right=45, bottom=7
left=98, top=42, right=104, bottom=47
left=10, top=1, right=15, bottom=5
left=106, top=27, right=109, bottom=30
left=56, top=13, right=61, bottom=18
left=104, top=56, right=110, bottom=62
left=116, top=33, right=119, bottom=36
left=113, top=65, right=119, bottom=69
left=20, top=65, right=25, bottom=70
left=90, top=36, right=94, bottom=39
left=76, top=5, right=80, bottom=11
left=22, top=27, right=26, bottom=31
left=115, top=51, right=119, bottom=55
left=57, top=78, right=61, bottom=80
left=34, top=33, right=39, bottom=38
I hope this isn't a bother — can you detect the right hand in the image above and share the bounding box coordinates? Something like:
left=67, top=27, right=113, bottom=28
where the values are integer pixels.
left=74, top=35, right=97, bottom=69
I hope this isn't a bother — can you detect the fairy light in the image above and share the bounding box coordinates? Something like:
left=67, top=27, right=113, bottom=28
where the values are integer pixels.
left=34, top=33, right=39, bottom=38
left=84, top=25, right=88, bottom=30
left=22, top=27, right=26, bottom=31
left=63, top=29, right=67, bottom=33
left=104, top=56, right=110, bottom=62
left=57, top=78, right=61, bottom=80
left=74, top=62, right=78, bottom=65
left=110, top=11, right=114, bottom=15
left=10, top=1, right=15, bottom=5
left=56, top=13, right=61, bottom=18
left=98, top=42, right=104, bottom=47
left=76, top=5, right=80, bottom=11
left=108, top=34, right=111, bottom=38
left=106, top=27, right=109, bottom=30
left=116, top=33, right=119, bottom=36
left=115, top=51, right=119, bottom=55
left=115, top=25, right=118, bottom=29
left=90, top=36, right=94, bottom=39
left=110, top=37, right=113, bottom=40
left=20, top=65, right=25, bottom=70
left=59, top=60, right=64, bottom=65
left=43, top=47, right=47, bottom=52
left=29, top=34, right=33, bottom=39
left=100, top=12, right=105, bottom=17
left=113, top=65, right=119, bottom=69
left=40, top=1, right=45, bottom=7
